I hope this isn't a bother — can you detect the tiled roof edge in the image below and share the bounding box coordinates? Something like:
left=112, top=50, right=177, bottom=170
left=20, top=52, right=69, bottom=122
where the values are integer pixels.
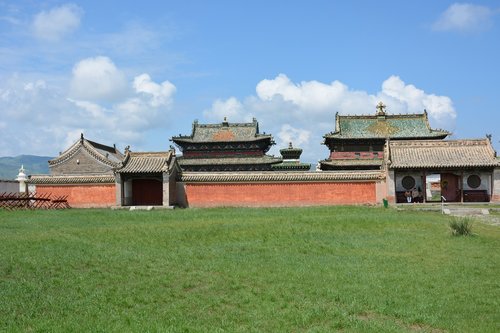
left=28, top=174, right=115, bottom=184
left=180, top=171, right=384, bottom=183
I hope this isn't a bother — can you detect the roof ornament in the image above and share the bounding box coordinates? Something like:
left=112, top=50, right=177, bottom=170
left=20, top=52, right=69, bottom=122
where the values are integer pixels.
left=289, top=142, right=293, bottom=149
left=124, top=145, right=130, bottom=154
left=376, top=102, right=386, bottom=115
left=80, top=133, right=84, bottom=142
left=222, top=116, right=229, bottom=127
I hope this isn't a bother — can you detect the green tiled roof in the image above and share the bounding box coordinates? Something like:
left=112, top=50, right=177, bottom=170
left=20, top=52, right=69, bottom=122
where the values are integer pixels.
left=272, top=161, right=311, bottom=171
left=324, top=111, right=449, bottom=140
left=178, top=155, right=282, bottom=166
left=172, top=118, right=273, bottom=143
left=320, top=159, right=383, bottom=167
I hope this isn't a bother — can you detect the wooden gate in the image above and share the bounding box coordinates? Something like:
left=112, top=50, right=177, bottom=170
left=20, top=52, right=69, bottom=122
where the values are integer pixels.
left=441, top=173, right=460, bottom=202
left=132, top=179, right=162, bottom=206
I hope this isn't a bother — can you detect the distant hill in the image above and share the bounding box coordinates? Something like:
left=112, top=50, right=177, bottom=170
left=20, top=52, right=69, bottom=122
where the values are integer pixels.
left=0, top=155, right=52, bottom=180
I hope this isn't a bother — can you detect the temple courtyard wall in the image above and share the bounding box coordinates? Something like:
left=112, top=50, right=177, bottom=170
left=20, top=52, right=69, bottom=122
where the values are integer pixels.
left=177, top=172, right=386, bottom=208
left=36, top=184, right=116, bottom=208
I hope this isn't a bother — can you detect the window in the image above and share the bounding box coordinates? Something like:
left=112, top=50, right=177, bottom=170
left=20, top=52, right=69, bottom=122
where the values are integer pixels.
left=467, top=175, right=481, bottom=189
left=402, top=176, right=415, bottom=190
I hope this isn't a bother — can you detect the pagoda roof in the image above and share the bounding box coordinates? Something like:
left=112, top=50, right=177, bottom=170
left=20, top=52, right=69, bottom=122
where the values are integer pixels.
left=271, top=161, right=311, bottom=171
left=171, top=118, right=274, bottom=144
left=115, top=151, right=176, bottom=174
left=178, top=155, right=282, bottom=167
left=49, top=134, right=123, bottom=168
left=324, top=111, right=449, bottom=140
left=388, top=139, right=499, bottom=169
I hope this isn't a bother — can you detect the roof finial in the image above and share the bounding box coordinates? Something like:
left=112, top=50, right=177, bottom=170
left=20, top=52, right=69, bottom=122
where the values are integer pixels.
left=288, top=142, right=293, bottom=149
left=80, top=132, right=84, bottom=141
left=376, top=101, right=386, bottom=115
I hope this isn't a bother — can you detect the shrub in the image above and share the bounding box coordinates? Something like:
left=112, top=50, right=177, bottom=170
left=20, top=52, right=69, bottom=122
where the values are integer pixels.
left=449, top=217, right=473, bottom=236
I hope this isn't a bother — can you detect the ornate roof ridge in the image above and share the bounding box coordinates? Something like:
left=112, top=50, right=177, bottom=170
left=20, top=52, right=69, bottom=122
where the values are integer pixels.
left=180, top=171, right=384, bottom=183
left=389, top=138, right=490, bottom=147
left=128, top=151, right=171, bottom=156
left=337, top=112, right=426, bottom=119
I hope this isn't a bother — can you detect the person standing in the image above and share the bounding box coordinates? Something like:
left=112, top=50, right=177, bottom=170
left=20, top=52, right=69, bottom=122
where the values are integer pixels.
left=405, top=189, right=412, bottom=203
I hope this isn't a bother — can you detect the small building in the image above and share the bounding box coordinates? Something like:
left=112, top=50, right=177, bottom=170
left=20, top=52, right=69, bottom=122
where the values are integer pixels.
left=48, top=133, right=123, bottom=175
left=271, top=142, right=311, bottom=171
left=29, top=134, right=123, bottom=208
left=320, top=102, right=449, bottom=171
left=114, top=149, right=179, bottom=207
left=387, top=139, right=500, bottom=203
left=171, top=118, right=282, bottom=171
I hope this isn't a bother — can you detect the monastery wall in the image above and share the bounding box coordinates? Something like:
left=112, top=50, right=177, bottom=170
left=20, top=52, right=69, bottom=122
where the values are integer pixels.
left=36, top=184, right=116, bottom=208
left=178, top=172, right=384, bottom=208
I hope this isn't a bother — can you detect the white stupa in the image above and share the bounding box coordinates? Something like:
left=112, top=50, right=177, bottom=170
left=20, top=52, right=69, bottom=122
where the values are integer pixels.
left=15, top=165, right=28, bottom=193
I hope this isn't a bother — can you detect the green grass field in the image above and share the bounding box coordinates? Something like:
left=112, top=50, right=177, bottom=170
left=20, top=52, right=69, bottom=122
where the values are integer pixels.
left=1, top=207, right=499, bottom=332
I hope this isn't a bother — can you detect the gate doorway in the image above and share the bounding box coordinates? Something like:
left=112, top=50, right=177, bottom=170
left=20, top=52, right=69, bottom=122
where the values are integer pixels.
left=132, top=179, right=162, bottom=205
left=441, top=173, right=460, bottom=202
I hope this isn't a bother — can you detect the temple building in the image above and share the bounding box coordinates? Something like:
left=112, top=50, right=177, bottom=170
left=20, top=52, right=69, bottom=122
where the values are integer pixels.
left=271, top=142, right=311, bottom=171
left=114, top=149, right=179, bottom=207
left=24, top=106, right=500, bottom=208
left=387, top=139, right=499, bottom=203
left=171, top=118, right=282, bottom=171
left=320, top=102, right=449, bottom=171
left=28, top=134, right=124, bottom=207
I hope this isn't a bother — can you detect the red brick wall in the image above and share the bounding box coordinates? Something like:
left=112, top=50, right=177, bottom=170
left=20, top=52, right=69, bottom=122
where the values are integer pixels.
left=185, top=182, right=376, bottom=207
left=36, top=184, right=116, bottom=208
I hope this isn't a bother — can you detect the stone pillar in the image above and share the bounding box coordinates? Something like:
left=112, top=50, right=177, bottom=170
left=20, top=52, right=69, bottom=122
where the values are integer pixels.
left=115, top=173, right=122, bottom=206
left=123, top=179, right=133, bottom=206
left=162, top=172, right=170, bottom=206
left=386, top=170, right=396, bottom=203
left=492, top=168, right=500, bottom=203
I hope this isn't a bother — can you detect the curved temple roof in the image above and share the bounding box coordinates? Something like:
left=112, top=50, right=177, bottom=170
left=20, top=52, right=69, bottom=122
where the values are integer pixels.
left=115, top=151, right=176, bottom=174
left=49, top=134, right=123, bottom=168
left=324, top=111, right=450, bottom=140
left=388, top=139, right=499, bottom=169
left=171, top=118, right=273, bottom=145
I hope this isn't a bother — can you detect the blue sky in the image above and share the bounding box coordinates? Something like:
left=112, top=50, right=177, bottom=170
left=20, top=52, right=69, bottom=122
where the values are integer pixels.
left=1, top=1, right=499, bottom=163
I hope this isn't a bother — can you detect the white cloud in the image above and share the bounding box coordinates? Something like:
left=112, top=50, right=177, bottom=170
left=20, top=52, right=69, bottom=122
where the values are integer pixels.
left=69, top=56, right=128, bottom=103
left=32, top=4, right=83, bottom=41
left=433, top=3, right=495, bottom=32
left=133, top=74, right=176, bottom=108
left=278, top=125, right=311, bottom=148
left=203, top=97, right=248, bottom=122
left=204, top=74, right=456, bottom=162
left=0, top=62, right=177, bottom=156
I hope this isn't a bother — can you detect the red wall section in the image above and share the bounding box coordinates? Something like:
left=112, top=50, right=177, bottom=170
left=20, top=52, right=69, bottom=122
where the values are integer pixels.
left=185, top=182, right=376, bottom=207
left=36, top=184, right=115, bottom=208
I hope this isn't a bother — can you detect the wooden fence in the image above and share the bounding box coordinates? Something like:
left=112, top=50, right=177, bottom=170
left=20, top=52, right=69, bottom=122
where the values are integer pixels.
left=0, top=192, right=70, bottom=210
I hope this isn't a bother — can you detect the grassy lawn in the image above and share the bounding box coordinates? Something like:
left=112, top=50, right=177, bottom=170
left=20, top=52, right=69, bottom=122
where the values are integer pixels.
left=1, top=207, right=499, bottom=332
